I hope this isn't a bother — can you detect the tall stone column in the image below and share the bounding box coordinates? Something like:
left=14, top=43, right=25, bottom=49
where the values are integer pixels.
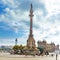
left=29, top=4, right=34, bottom=37
left=27, top=4, right=36, bottom=48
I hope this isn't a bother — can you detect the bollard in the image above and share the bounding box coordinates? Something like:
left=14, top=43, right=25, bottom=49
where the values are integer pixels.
left=56, top=54, right=58, bottom=60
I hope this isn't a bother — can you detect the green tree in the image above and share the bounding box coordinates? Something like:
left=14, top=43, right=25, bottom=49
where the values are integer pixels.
left=19, top=45, right=24, bottom=50
left=13, top=45, right=19, bottom=51
left=37, top=47, right=44, bottom=54
left=13, top=45, right=25, bottom=51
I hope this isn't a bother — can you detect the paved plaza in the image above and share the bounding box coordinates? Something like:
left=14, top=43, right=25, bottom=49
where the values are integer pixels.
left=0, top=52, right=60, bottom=60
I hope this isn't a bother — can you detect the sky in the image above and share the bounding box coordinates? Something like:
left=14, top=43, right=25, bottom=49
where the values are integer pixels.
left=0, top=0, right=60, bottom=46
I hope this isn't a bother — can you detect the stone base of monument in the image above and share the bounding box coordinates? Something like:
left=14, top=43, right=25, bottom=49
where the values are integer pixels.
left=22, top=47, right=40, bottom=56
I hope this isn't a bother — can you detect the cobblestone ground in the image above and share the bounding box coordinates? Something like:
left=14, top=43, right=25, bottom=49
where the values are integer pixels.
left=0, top=52, right=59, bottom=60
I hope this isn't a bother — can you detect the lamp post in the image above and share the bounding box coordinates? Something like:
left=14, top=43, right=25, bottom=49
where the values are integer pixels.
left=15, top=38, right=18, bottom=45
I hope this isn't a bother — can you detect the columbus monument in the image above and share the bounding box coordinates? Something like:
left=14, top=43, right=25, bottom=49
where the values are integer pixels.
left=27, top=4, right=36, bottom=49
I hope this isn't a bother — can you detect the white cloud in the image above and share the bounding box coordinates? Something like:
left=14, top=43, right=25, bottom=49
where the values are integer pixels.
left=0, top=0, right=60, bottom=46
left=5, top=8, right=10, bottom=12
left=42, top=0, right=60, bottom=15
left=2, top=0, right=19, bottom=8
left=0, top=38, right=15, bottom=46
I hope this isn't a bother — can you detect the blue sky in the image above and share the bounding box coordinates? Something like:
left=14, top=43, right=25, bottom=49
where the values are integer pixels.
left=0, top=0, right=60, bottom=46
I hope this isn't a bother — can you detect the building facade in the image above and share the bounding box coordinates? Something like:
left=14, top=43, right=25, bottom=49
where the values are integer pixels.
left=38, top=40, right=59, bottom=52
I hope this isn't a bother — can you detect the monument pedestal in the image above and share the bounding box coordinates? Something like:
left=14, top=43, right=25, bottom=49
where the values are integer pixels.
left=27, top=35, right=36, bottom=49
